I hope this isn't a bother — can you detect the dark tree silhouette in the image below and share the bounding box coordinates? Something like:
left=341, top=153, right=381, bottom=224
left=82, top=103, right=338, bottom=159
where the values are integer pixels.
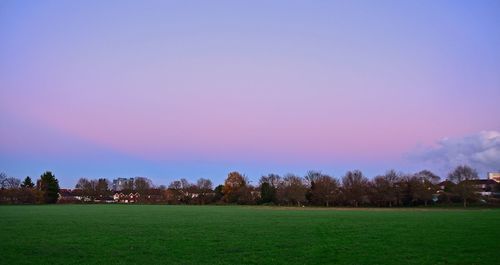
left=76, top=178, right=95, bottom=200
left=168, top=179, right=194, bottom=204
left=21, top=176, right=35, bottom=189
left=39, top=171, right=60, bottom=204
left=414, top=170, right=440, bottom=206
left=306, top=171, right=339, bottom=207
left=259, top=174, right=280, bottom=204
left=448, top=165, right=479, bottom=208
left=0, top=172, right=7, bottom=189
left=196, top=178, right=213, bottom=204
left=277, top=174, right=306, bottom=206
left=134, top=177, right=152, bottom=193
left=2, top=177, right=21, bottom=189
left=223, top=172, right=247, bottom=203
left=95, top=178, right=110, bottom=198
left=369, top=170, right=402, bottom=207
left=342, top=170, right=369, bottom=207
left=214, top=184, right=224, bottom=202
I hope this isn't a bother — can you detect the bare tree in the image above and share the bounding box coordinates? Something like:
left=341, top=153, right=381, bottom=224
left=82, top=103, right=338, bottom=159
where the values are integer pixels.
left=370, top=170, right=402, bottom=207
left=370, top=176, right=387, bottom=207
left=197, top=178, right=213, bottom=191
left=167, top=180, right=183, bottom=204
left=3, top=177, right=21, bottom=189
left=342, top=170, right=369, bottom=207
left=277, top=174, right=306, bottom=206
left=75, top=178, right=95, bottom=200
left=0, top=172, right=7, bottom=189
left=260, top=174, right=281, bottom=188
left=95, top=178, right=110, bottom=198
left=168, top=178, right=195, bottom=204
left=0, top=172, right=9, bottom=189
left=196, top=178, right=213, bottom=204
left=401, top=175, right=426, bottom=206
left=0, top=175, right=22, bottom=203
left=305, top=171, right=321, bottom=204
left=306, top=171, right=339, bottom=207
left=448, top=165, right=479, bottom=207
left=168, top=180, right=182, bottom=190
left=416, top=170, right=440, bottom=184
left=414, top=170, right=440, bottom=206
left=259, top=174, right=280, bottom=204
left=134, top=177, right=152, bottom=193
left=180, top=178, right=192, bottom=190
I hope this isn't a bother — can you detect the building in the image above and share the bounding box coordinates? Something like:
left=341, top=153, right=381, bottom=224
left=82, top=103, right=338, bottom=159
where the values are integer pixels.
left=463, top=179, right=498, bottom=197
left=113, top=192, right=140, bottom=203
left=437, top=180, right=455, bottom=194
left=488, top=172, right=500, bottom=183
left=112, top=177, right=134, bottom=191
left=438, top=178, right=497, bottom=196
left=58, top=189, right=84, bottom=203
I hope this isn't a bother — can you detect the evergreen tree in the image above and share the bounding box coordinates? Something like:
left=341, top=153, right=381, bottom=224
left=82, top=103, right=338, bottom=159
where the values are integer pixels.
left=39, top=171, right=60, bottom=203
left=21, top=176, right=35, bottom=189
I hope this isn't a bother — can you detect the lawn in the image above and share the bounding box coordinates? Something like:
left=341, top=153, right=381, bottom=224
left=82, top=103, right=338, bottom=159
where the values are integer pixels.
left=0, top=205, right=499, bottom=264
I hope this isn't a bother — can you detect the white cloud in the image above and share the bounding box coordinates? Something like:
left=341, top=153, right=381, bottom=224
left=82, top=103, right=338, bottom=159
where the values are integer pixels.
left=408, top=131, right=500, bottom=177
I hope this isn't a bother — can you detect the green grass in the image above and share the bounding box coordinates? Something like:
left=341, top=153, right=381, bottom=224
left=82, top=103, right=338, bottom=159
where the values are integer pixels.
left=1, top=205, right=499, bottom=264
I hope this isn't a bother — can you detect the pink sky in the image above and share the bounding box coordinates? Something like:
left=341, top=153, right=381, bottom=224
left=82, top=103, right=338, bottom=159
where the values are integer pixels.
left=1, top=1, right=499, bottom=186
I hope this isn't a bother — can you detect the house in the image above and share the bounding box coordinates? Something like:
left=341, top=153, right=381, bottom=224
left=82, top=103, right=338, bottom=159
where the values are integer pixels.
left=437, top=180, right=455, bottom=194
left=438, top=178, right=497, bottom=196
left=58, top=189, right=85, bottom=203
left=113, top=192, right=140, bottom=203
left=464, top=179, right=498, bottom=196
left=93, top=195, right=115, bottom=203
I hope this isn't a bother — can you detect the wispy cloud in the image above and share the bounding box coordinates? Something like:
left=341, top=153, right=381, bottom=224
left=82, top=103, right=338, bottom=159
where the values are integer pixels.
left=408, top=131, right=500, bottom=177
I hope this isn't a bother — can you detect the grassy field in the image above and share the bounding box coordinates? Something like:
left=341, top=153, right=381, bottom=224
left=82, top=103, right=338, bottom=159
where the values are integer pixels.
left=0, top=205, right=499, bottom=264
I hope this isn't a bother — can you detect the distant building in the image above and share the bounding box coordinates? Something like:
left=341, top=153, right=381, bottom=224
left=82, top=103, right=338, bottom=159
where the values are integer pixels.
left=488, top=172, right=500, bottom=183
left=58, top=189, right=103, bottom=202
left=112, top=177, right=134, bottom=191
left=437, top=180, right=455, bottom=193
left=464, top=179, right=498, bottom=197
left=113, top=192, right=140, bottom=203
left=437, top=176, right=499, bottom=199
left=58, top=189, right=84, bottom=202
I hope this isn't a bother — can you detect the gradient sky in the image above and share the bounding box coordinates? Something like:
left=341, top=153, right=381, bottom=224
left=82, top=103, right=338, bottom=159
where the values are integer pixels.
left=1, top=0, right=499, bottom=187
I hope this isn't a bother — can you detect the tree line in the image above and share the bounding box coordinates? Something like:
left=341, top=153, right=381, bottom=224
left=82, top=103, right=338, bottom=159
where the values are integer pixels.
left=0, top=171, right=59, bottom=204
left=1, top=165, right=499, bottom=207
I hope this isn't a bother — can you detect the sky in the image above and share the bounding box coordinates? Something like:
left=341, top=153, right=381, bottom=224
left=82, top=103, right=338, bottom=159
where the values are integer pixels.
left=1, top=0, right=499, bottom=188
